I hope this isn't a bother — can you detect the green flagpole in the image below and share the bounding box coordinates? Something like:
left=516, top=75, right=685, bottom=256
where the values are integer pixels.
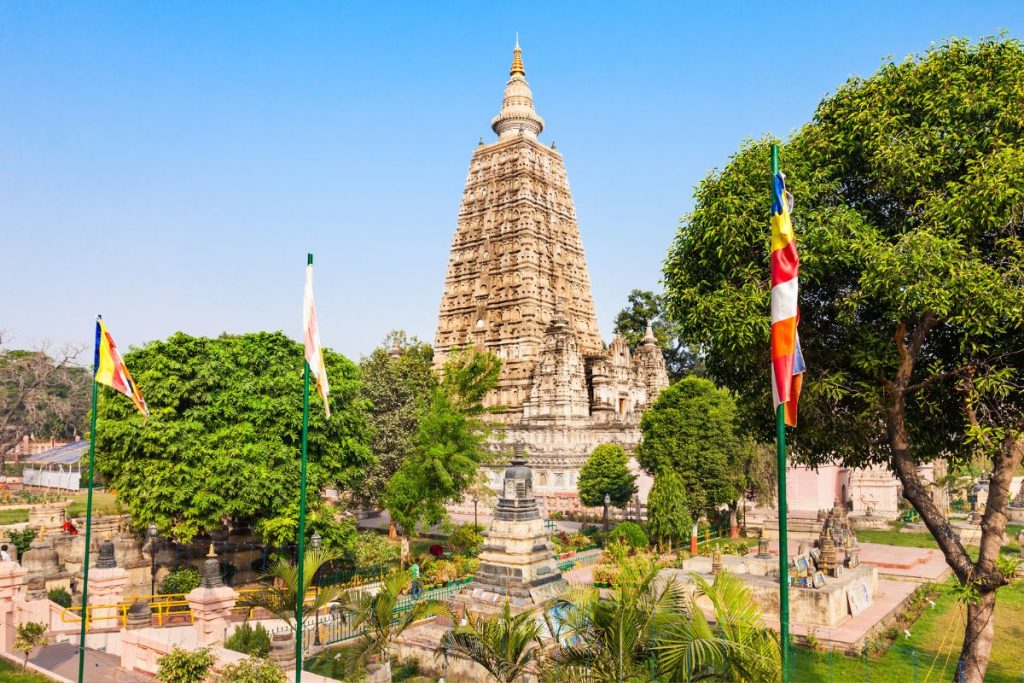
left=77, top=318, right=101, bottom=683
left=295, top=253, right=313, bottom=682
left=771, top=144, right=791, bottom=682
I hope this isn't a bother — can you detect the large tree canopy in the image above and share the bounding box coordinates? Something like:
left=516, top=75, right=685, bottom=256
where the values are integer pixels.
left=355, top=331, right=436, bottom=510
left=384, top=347, right=501, bottom=535
left=636, top=377, right=745, bottom=519
left=663, top=37, right=1024, bottom=682
left=577, top=443, right=636, bottom=509
left=95, top=331, right=373, bottom=545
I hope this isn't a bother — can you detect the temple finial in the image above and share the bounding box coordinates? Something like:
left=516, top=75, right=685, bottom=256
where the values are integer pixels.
left=510, top=38, right=525, bottom=77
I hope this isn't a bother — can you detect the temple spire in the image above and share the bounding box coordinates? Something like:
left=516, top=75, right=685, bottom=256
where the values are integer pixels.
left=492, top=38, right=545, bottom=140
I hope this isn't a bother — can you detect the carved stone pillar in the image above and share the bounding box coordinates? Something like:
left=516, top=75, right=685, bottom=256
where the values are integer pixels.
left=185, top=547, right=238, bottom=647
left=88, top=541, right=130, bottom=627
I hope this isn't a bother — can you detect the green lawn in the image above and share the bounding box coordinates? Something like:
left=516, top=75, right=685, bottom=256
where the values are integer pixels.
left=856, top=525, right=1022, bottom=555
left=66, top=490, right=119, bottom=518
left=0, top=509, right=29, bottom=525
left=791, top=580, right=1024, bottom=683
left=0, top=658, right=53, bottom=683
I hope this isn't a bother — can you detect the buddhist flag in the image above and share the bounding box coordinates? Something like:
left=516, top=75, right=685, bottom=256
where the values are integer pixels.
left=303, top=257, right=330, bottom=417
left=770, top=171, right=805, bottom=427
left=93, top=317, right=149, bottom=417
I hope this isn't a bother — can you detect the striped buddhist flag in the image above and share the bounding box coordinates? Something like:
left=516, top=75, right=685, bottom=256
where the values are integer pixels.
left=303, top=259, right=330, bottom=417
left=770, top=172, right=805, bottom=427
left=93, top=317, right=149, bottom=416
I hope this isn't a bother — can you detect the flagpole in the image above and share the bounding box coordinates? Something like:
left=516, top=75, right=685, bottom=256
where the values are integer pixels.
left=295, top=253, right=313, bottom=682
left=771, top=144, right=791, bottom=683
left=77, top=318, right=101, bottom=683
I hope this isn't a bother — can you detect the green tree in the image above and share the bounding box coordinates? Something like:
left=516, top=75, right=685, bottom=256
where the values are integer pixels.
left=636, top=378, right=745, bottom=521
left=356, top=331, right=437, bottom=511
left=95, top=331, right=373, bottom=545
left=654, top=571, right=780, bottom=682
left=613, top=289, right=700, bottom=379
left=646, top=471, right=692, bottom=552
left=384, top=347, right=501, bottom=537
left=661, top=37, right=1024, bottom=682
left=13, top=622, right=47, bottom=672
left=437, top=602, right=545, bottom=683
left=577, top=443, right=636, bottom=509
left=238, top=547, right=343, bottom=632
left=339, top=570, right=450, bottom=682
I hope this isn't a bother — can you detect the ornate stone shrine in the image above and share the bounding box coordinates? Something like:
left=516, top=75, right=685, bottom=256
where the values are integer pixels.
left=456, top=450, right=565, bottom=615
left=432, top=41, right=669, bottom=510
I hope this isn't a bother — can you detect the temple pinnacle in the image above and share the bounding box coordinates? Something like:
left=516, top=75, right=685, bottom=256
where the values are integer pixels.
left=510, top=38, right=525, bottom=77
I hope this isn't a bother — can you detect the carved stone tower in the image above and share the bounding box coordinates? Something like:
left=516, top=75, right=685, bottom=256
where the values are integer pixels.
left=434, top=42, right=669, bottom=509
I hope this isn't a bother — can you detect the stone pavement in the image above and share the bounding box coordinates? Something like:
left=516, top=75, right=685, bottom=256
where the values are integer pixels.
left=29, top=642, right=150, bottom=682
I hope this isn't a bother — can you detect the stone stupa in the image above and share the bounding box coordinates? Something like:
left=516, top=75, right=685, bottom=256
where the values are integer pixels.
left=456, top=445, right=566, bottom=615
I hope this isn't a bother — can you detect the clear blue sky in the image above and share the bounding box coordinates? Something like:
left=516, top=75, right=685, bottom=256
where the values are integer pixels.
left=2, top=2, right=1021, bottom=361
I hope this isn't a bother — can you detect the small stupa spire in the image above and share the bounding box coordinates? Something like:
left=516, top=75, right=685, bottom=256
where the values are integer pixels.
left=510, top=34, right=525, bottom=76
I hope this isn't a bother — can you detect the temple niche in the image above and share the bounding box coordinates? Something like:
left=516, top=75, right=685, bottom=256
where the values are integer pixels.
left=433, top=41, right=669, bottom=511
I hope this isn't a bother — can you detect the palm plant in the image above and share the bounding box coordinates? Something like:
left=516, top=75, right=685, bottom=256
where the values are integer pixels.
left=436, top=602, right=545, bottom=683
left=653, top=570, right=780, bottom=682
left=545, top=555, right=683, bottom=682
left=238, top=547, right=343, bottom=631
left=338, top=570, right=450, bottom=682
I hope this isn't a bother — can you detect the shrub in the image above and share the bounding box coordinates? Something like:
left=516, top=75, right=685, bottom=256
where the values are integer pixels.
left=592, top=564, right=620, bottom=586
left=425, top=559, right=458, bottom=585
left=224, top=622, right=271, bottom=657
left=608, top=522, right=648, bottom=550
left=9, top=528, right=36, bottom=557
left=47, top=587, right=72, bottom=608
left=219, top=656, right=286, bottom=683
left=353, top=533, right=400, bottom=570
left=568, top=533, right=590, bottom=552
left=14, top=622, right=47, bottom=671
left=453, top=556, right=479, bottom=578
left=159, top=567, right=201, bottom=596
left=447, top=523, right=484, bottom=555
left=601, top=540, right=630, bottom=565
left=155, top=646, right=215, bottom=683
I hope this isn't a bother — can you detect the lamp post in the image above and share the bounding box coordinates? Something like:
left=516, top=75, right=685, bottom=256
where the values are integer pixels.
left=147, top=524, right=158, bottom=598
left=310, top=531, right=322, bottom=647
left=603, top=494, right=611, bottom=532
left=472, top=493, right=480, bottom=528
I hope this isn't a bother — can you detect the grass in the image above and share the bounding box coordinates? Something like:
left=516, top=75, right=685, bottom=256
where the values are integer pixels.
left=856, top=524, right=1022, bottom=555
left=65, top=490, right=118, bottom=518
left=0, top=658, right=53, bottom=683
left=0, top=509, right=29, bottom=525
left=791, top=580, right=1024, bottom=683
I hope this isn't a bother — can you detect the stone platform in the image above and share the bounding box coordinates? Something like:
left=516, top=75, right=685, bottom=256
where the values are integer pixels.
left=766, top=540, right=950, bottom=583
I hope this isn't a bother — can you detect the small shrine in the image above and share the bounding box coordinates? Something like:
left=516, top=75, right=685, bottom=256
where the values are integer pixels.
left=820, top=499, right=855, bottom=548
left=456, top=447, right=566, bottom=615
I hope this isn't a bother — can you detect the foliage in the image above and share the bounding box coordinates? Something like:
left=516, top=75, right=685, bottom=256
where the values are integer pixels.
left=224, top=621, right=271, bottom=657
left=94, top=331, right=373, bottom=545
left=239, top=547, right=343, bottom=631
left=636, top=377, right=746, bottom=518
left=437, top=602, right=544, bottom=683
left=453, top=555, right=479, bottom=577
left=218, top=656, right=286, bottom=683
left=356, top=331, right=437, bottom=509
left=352, top=533, right=401, bottom=571
left=424, top=559, right=458, bottom=585
left=591, top=564, right=620, bottom=587
left=9, top=528, right=36, bottom=557
left=0, top=340, right=89, bottom=458
left=545, top=555, right=677, bottom=681
left=336, top=570, right=450, bottom=678
left=384, top=347, right=501, bottom=536
left=654, top=571, right=780, bottom=682
left=661, top=37, right=1024, bottom=681
left=155, top=646, right=215, bottom=683
left=608, top=522, right=649, bottom=550
left=577, top=443, right=636, bottom=509
left=13, top=622, right=47, bottom=672
left=159, top=567, right=200, bottom=596
left=446, top=523, right=484, bottom=555
left=46, top=587, right=72, bottom=608
left=646, top=471, right=693, bottom=550
left=613, top=289, right=701, bottom=379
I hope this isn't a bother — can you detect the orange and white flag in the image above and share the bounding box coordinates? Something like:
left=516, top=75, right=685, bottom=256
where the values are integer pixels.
left=303, top=258, right=330, bottom=417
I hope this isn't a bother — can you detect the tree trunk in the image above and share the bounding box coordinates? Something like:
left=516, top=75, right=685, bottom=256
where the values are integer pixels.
left=728, top=502, right=739, bottom=539
left=956, top=588, right=997, bottom=683
left=387, top=518, right=398, bottom=540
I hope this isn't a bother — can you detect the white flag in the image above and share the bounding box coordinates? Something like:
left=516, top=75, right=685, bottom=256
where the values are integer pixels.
left=303, top=261, right=330, bottom=417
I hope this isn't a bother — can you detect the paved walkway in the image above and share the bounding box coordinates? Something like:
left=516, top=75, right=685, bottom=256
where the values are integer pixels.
left=29, top=642, right=150, bottom=682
